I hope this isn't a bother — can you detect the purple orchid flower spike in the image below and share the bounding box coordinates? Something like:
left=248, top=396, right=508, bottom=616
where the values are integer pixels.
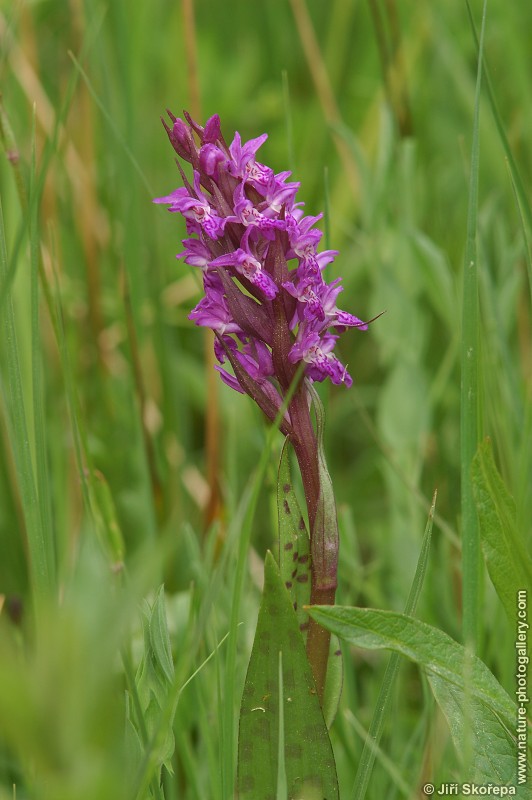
left=155, top=111, right=368, bottom=701
left=154, top=110, right=364, bottom=402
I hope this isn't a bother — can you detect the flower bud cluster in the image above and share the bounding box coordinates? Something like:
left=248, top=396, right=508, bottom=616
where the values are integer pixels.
left=155, top=111, right=366, bottom=424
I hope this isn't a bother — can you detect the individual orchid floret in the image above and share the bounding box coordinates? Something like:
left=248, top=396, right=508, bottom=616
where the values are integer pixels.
left=176, top=238, right=212, bottom=268
left=229, top=183, right=286, bottom=237
left=155, top=172, right=226, bottom=239
left=210, top=248, right=278, bottom=300
left=188, top=294, right=241, bottom=335
left=228, top=131, right=270, bottom=185
left=289, top=328, right=353, bottom=388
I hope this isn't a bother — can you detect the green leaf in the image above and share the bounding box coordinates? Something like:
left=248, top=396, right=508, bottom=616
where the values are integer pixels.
left=307, top=606, right=515, bottom=730
left=472, top=438, right=532, bottom=622
left=89, top=468, right=126, bottom=568
left=277, top=438, right=311, bottom=638
left=308, top=383, right=338, bottom=592
left=306, top=385, right=344, bottom=726
left=322, top=636, right=343, bottom=730
left=150, top=586, right=175, bottom=685
left=237, top=552, right=339, bottom=799
left=134, top=588, right=176, bottom=776
left=429, top=675, right=527, bottom=796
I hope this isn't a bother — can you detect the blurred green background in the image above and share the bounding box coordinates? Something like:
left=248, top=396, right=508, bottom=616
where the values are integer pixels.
left=0, top=1, right=530, bottom=798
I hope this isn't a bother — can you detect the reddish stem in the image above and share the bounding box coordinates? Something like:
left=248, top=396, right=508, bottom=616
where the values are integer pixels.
left=270, top=230, right=337, bottom=703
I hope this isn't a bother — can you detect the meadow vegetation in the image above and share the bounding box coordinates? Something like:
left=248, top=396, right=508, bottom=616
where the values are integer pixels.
left=0, top=1, right=531, bottom=798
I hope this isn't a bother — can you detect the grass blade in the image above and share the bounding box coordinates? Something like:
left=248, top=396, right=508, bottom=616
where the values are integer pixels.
left=460, top=0, right=487, bottom=651
left=29, top=110, right=56, bottom=589
left=0, top=195, right=52, bottom=603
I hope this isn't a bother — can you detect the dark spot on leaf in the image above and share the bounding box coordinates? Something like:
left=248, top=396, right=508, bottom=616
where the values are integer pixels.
left=283, top=483, right=291, bottom=493
left=240, top=740, right=253, bottom=761
left=286, top=743, right=303, bottom=759
left=334, top=649, right=341, bottom=656
left=284, top=671, right=296, bottom=691
left=293, top=601, right=298, bottom=610
left=298, top=554, right=309, bottom=564
left=293, top=551, right=299, bottom=562
left=285, top=581, right=293, bottom=589
left=255, top=716, right=270, bottom=738
left=283, top=499, right=291, bottom=515
left=296, top=573, right=309, bottom=583
left=284, top=541, right=293, bottom=551
left=291, top=568, right=297, bottom=579
left=299, top=621, right=310, bottom=631
left=298, top=517, right=306, bottom=530
left=238, top=774, right=255, bottom=791
left=258, top=640, right=269, bottom=656
left=287, top=629, right=300, bottom=648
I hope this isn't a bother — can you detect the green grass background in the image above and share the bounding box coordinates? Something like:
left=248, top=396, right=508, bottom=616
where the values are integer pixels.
left=0, top=1, right=531, bottom=798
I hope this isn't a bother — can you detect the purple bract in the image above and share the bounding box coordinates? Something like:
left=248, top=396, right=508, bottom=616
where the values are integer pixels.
left=155, top=111, right=366, bottom=423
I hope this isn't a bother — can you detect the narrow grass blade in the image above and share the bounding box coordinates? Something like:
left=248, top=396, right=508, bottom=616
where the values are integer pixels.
left=237, top=552, right=339, bottom=799
left=29, top=111, right=55, bottom=587
left=472, top=439, right=532, bottom=620
left=352, top=491, right=436, bottom=800
left=0, top=196, right=51, bottom=602
left=466, top=0, right=532, bottom=305
left=460, top=0, right=487, bottom=651
left=68, top=51, right=154, bottom=196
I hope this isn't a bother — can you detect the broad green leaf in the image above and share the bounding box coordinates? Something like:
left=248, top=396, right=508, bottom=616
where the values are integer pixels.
left=472, top=438, right=532, bottom=622
left=429, top=675, right=527, bottom=796
left=307, top=606, right=515, bottom=730
left=237, top=552, right=339, bottom=799
left=277, top=438, right=311, bottom=637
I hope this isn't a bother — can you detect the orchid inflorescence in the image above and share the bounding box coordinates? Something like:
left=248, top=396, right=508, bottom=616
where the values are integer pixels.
left=154, top=111, right=366, bottom=429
